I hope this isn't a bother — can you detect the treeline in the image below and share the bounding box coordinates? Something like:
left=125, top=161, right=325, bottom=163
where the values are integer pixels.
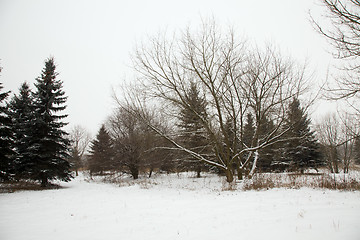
left=60, top=18, right=360, bottom=183
left=108, top=20, right=360, bottom=183
left=2, top=3, right=360, bottom=185
left=86, top=19, right=359, bottom=183
left=0, top=58, right=72, bottom=186
left=84, top=85, right=360, bottom=182
left=86, top=96, right=322, bottom=179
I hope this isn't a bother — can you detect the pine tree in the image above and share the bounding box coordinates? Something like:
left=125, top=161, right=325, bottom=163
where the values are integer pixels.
left=0, top=82, right=14, bottom=180
left=89, top=125, right=114, bottom=175
left=223, top=117, right=238, bottom=170
left=282, top=98, right=322, bottom=173
left=31, top=57, right=72, bottom=186
left=243, top=113, right=255, bottom=148
left=355, top=137, right=360, bottom=165
left=177, top=82, right=209, bottom=177
left=242, top=113, right=255, bottom=174
left=8, top=82, right=36, bottom=179
left=257, top=116, right=276, bottom=172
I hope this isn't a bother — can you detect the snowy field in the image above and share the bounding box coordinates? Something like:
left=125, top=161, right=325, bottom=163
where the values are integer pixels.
left=1, top=173, right=360, bottom=240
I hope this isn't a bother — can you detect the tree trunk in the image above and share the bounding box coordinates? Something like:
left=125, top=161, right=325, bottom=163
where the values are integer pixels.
left=334, top=160, right=339, bottom=173
left=237, top=167, right=243, bottom=180
left=225, top=168, right=234, bottom=183
left=41, top=177, right=48, bottom=188
left=148, top=168, right=153, bottom=178
left=129, top=165, right=139, bottom=179
left=249, top=150, right=259, bottom=178
left=196, top=166, right=201, bottom=178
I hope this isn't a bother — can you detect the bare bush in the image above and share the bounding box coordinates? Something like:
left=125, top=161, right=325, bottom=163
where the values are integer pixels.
left=242, top=172, right=360, bottom=191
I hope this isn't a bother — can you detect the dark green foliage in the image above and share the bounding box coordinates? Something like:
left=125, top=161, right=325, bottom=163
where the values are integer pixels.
left=8, top=82, right=36, bottom=180
left=223, top=117, right=240, bottom=173
left=177, top=82, right=210, bottom=177
left=89, top=125, right=114, bottom=175
left=243, top=113, right=255, bottom=149
left=355, top=137, right=360, bottom=165
left=238, top=113, right=256, bottom=176
left=0, top=82, right=14, bottom=180
left=281, top=98, right=323, bottom=172
left=30, top=58, right=72, bottom=186
left=257, top=116, right=276, bottom=172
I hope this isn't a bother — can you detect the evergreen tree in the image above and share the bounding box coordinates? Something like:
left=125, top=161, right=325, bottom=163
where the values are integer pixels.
left=355, top=137, right=360, bottom=165
left=8, top=82, right=36, bottom=179
left=31, top=57, right=72, bottom=186
left=281, top=98, right=322, bottom=173
left=223, top=117, right=238, bottom=172
left=257, top=116, right=276, bottom=172
left=0, top=82, right=14, bottom=180
left=243, top=113, right=255, bottom=148
left=177, top=82, right=209, bottom=177
left=242, top=113, right=255, bottom=173
left=89, top=125, right=114, bottom=175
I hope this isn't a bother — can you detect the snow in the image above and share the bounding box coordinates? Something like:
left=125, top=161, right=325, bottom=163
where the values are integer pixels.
left=1, top=173, right=360, bottom=240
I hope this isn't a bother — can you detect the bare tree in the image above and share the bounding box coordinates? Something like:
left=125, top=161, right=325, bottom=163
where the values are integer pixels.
left=316, top=113, right=359, bottom=173
left=240, top=46, right=310, bottom=176
left=68, top=125, right=91, bottom=176
left=339, top=112, right=359, bottom=172
left=128, top=20, right=311, bottom=182
left=108, top=105, right=171, bottom=179
left=316, top=114, right=341, bottom=173
left=311, top=0, right=360, bottom=110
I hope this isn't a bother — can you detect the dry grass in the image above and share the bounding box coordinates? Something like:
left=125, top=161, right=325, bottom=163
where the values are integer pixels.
left=0, top=181, right=62, bottom=193
left=221, top=179, right=238, bottom=191
left=82, top=170, right=360, bottom=192
left=242, top=172, right=360, bottom=191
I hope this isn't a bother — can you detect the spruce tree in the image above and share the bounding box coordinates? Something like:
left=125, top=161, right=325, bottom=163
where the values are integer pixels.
left=242, top=113, right=255, bottom=174
left=31, top=57, right=72, bottom=186
left=257, top=116, right=276, bottom=172
left=223, top=117, right=238, bottom=172
left=89, top=125, right=114, bottom=175
left=177, top=82, right=209, bottom=177
left=243, top=113, right=255, bottom=148
left=0, top=82, right=14, bottom=180
left=354, top=137, right=360, bottom=165
left=282, top=98, right=322, bottom=173
left=8, top=82, right=36, bottom=179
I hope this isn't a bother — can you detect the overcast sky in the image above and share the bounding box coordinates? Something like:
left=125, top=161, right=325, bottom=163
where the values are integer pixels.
left=0, top=0, right=333, bottom=135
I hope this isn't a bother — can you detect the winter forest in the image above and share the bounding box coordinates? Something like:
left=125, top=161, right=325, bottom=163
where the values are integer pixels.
left=1, top=1, right=360, bottom=239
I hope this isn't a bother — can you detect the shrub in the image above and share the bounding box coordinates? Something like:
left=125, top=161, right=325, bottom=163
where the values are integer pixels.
left=242, top=172, right=360, bottom=191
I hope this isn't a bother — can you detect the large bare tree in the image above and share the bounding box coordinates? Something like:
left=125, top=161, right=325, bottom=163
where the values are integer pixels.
left=126, top=21, right=310, bottom=182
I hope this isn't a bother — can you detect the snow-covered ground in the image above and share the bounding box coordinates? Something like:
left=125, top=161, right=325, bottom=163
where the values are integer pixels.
left=1, top=173, right=360, bottom=240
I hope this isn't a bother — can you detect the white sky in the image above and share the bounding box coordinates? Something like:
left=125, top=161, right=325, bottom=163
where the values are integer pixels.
left=0, top=0, right=334, bottom=135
